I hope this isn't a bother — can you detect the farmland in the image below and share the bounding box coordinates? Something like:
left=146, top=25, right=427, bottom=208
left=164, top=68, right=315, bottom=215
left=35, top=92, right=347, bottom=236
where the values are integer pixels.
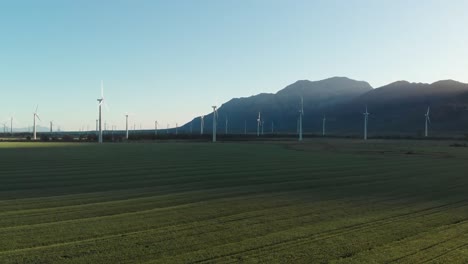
left=0, top=139, right=468, bottom=263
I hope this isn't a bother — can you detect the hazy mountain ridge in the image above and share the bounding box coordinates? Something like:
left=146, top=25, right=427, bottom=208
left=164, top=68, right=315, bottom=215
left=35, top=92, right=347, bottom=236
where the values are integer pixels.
left=182, top=77, right=468, bottom=136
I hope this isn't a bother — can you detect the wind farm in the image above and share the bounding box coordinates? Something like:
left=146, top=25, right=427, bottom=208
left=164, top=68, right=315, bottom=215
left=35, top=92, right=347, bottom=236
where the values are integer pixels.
left=2, top=1, right=468, bottom=263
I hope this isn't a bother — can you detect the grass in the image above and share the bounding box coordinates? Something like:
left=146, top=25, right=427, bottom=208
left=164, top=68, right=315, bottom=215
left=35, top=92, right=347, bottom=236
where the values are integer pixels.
left=0, top=139, right=468, bottom=263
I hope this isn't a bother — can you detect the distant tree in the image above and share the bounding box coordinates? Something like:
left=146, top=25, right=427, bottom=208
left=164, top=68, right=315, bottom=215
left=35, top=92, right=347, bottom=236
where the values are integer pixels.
left=62, top=135, right=74, bottom=142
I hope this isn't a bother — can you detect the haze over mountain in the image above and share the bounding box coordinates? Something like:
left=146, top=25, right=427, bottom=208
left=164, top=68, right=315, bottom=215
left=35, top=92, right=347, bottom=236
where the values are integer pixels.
left=181, top=77, right=468, bottom=137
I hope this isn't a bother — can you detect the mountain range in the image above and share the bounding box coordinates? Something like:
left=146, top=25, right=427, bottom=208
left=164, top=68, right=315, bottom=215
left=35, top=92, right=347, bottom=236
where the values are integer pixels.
left=182, top=77, right=468, bottom=137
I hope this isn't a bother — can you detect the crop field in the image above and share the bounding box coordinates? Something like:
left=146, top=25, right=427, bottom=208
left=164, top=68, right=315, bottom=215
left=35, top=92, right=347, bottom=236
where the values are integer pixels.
left=1, top=139, right=468, bottom=263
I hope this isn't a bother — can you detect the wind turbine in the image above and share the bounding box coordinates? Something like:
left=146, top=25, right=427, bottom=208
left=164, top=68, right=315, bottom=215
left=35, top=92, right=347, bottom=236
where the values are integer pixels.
left=257, top=112, right=261, bottom=136
left=363, top=105, right=370, bottom=140
left=322, top=116, right=326, bottom=136
left=176, top=123, right=178, bottom=135
left=200, top=115, right=204, bottom=135
left=299, top=96, right=304, bottom=141
left=50, top=121, right=53, bottom=133
left=96, top=80, right=107, bottom=144
left=425, top=106, right=431, bottom=137
left=212, top=106, right=218, bottom=142
left=33, top=105, right=41, bottom=140
left=225, top=116, right=228, bottom=134
left=155, top=121, right=158, bottom=136
left=125, top=113, right=130, bottom=139
left=10, top=116, right=15, bottom=136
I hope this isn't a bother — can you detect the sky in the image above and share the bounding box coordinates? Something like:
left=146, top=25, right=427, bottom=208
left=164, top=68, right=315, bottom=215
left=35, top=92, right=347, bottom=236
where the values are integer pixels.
left=1, top=0, right=467, bottom=131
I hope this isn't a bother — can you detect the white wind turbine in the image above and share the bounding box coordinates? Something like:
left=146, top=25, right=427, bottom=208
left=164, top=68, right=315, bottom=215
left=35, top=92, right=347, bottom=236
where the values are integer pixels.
left=200, top=115, right=205, bottom=135
left=425, top=106, right=431, bottom=137
left=125, top=113, right=130, bottom=139
left=363, top=105, right=370, bottom=140
left=50, top=121, right=53, bottom=133
left=33, top=105, right=41, bottom=140
left=212, top=106, right=218, bottom=142
left=299, top=96, right=304, bottom=141
left=322, top=116, right=326, bottom=136
left=225, top=116, right=228, bottom=134
left=96, top=80, right=108, bottom=144
left=10, top=116, right=13, bottom=136
left=155, top=121, right=158, bottom=136
left=257, top=112, right=261, bottom=136
left=8, top=114, right=18, bottom=136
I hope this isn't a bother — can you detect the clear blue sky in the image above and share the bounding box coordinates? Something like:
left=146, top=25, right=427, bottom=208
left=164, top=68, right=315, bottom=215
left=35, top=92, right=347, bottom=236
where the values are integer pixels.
left=1, top=0, right=467, bottom=131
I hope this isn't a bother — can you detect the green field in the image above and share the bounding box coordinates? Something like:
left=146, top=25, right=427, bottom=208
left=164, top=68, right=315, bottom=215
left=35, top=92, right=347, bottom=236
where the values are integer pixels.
left=1, top=140, right=468, bottom=263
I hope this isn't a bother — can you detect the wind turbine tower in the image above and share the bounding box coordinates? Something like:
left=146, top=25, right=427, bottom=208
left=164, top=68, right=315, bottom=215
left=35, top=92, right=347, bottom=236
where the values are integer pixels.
left=425, top=106, right=431, bottom=137
left=200, top=115, right=204, bottom=135
left=322, top=116, right=326, bottom=136
left=96, top=81, right=106, bottom=144
left=212, top=106, right=217, bottom=142
left=155, top=121, right=158, bottom=136
left=125, top=114, right=129, bottom=139
left=363, top=105, right=370, bottom=140
left=225, top=116, right=228, bottom=134
left=257, top=112, right=261, bottom=136
left=33, top=105, right=41, bottom=140
left=299, top=96, right=304, bottom=141
left=50, top=121, right=53, bottom=133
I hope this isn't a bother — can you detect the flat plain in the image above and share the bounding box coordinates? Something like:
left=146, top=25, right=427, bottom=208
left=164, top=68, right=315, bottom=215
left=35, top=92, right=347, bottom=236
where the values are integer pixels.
left=0, top=139, right=468, bottom=263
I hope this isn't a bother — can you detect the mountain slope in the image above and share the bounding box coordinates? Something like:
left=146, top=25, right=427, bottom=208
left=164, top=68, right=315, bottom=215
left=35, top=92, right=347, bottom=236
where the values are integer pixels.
left=184, top=77, right=373, bottom=133
left=181, top=78, right=468, bottom=137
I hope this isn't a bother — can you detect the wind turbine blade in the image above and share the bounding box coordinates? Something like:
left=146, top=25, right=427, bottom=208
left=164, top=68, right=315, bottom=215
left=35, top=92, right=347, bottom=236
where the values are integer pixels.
left=35, top=105, right=39, bottom=113
left=36, top=115, right=41, bottom=121
left=104, top=101, right=110, bottom=111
